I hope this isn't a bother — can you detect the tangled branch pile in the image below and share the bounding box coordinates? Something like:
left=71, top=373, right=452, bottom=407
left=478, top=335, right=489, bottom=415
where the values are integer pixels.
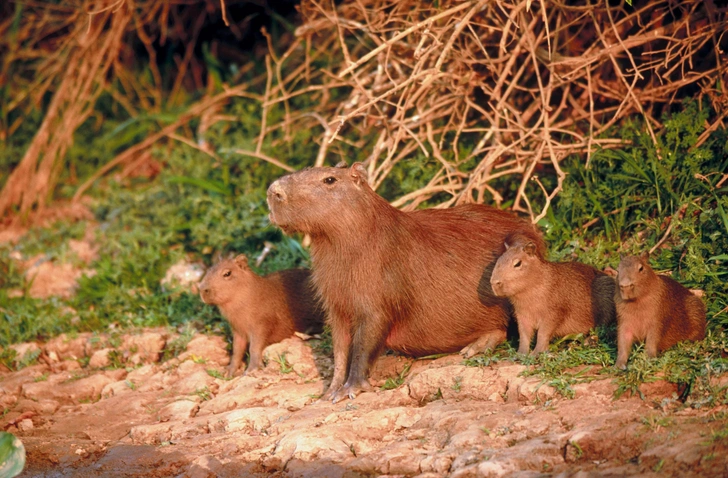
left=285, top=0, right=727, bottom=219
left=1, top=0, right=726, bottom=223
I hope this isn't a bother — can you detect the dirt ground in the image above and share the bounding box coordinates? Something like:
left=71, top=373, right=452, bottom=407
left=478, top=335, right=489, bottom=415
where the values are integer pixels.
left=2, top=328, right=728, bottom=478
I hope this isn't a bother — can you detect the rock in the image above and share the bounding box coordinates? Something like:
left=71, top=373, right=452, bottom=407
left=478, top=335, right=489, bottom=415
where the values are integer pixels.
left=218, top=407, right=289, bottom=434
left=164, top=360, right=218, bottom=395
left=44, top=333, right=91, bottom=361
left=158, top=400, right=199, bottom=422
left=17, top=418, right=34, bottom=432
left=24, top=259, right=86, bottom=299
left=161, top=260, right=205, bottom=294
left=22, top=372, right=118, bottom=404
left=129, top=423, right=173, bottom=445
left=178, top=335, right=229, bottom=367
left=89, top=348, right=112, bottom=369
left=14, top=398, right=60, bottom=415
left=185, top=455, right=224, bottom=478
left=420, top=453, right=454, bottom=474
left=9, top=342, right=41, bottom=364
left=512, top=378, right=558, bottom=403
left=408, top=365, right=509, bottom=403
left=68, top=238, right=98, bottom=264
left=101, top=380, right=135, bottom=398
left=351, top=407, right=422, bottom=440
left=123, top=332, right=166, bottom=364
left=198, top=380, right=322, bottom=416
left=263, top=337, right=320, bottom=379
left=270, top=428, right=357, bottom=465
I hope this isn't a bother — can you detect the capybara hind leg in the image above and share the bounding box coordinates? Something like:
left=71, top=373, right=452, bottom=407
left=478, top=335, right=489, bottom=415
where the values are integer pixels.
left=460, top=329, right=507, bottom=358
left=226, top=333, right=248, bottom=378
left=322, top=315, right=352, bottom=401
left=615, top=330, right=633, bottom=369
left=331, top=320, right=386, bottom=403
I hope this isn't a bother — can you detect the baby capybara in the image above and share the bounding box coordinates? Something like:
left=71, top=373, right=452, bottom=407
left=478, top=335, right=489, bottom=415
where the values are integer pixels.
left=490, top=235, right=616, bottom=355
left=199, top=254, right=324, bottom=377
left=267, top=162, right=545, bottom=402
left=614, top=253, right=706, bottom=369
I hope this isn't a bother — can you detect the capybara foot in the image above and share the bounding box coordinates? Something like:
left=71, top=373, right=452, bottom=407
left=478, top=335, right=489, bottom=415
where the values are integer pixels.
left=330, top=379, right=372, bottom=404
left=242, top=363, right=262, bottom=376
left=460, top=332, right=505, bottom=358
left=615, top=360, right=627, bottom=370
left=225, top=364, right=239, bottom=378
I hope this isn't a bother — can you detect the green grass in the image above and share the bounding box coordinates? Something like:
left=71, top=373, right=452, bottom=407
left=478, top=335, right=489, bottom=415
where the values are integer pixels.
left=381, top=362, right=412, bottom=391
left=0, top=95, right=725, bottom=410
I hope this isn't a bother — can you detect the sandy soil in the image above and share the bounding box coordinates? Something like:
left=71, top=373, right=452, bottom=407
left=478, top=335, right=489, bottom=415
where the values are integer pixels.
left=2, top=329, right=727, bottom=478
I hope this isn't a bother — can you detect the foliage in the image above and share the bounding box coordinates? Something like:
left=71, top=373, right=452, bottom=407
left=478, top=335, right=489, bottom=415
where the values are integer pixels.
left=0, top=431, right=25, bottom=478
left=0, top=89, right=726, bottom=408
left=549, top=100, right=727, bottom=324
left=381, top=362, right=413, bottom=391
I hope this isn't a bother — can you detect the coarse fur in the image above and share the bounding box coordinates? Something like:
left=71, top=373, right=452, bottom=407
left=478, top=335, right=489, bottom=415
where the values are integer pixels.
left=267, top=162, right=545, bottom=402
left=614, top=252, right=707, bottom=369
left=490, top=235, right=616, bottom=355
left=198, top=255, right=324, bottom=377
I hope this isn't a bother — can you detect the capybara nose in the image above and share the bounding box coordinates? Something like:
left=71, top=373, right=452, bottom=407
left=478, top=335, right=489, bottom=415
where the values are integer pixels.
left=267, top=181, right=287, bottom=202
left=619, top=284, right=633, bottom=295
left=491, top=279, right=502, bottom=288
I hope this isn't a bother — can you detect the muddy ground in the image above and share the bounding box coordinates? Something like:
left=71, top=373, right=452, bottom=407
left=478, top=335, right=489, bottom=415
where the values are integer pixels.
left=1, top=328, right=727, bottom=478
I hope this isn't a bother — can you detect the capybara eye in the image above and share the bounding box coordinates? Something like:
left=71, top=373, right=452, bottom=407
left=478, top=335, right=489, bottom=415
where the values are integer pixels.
left=638, top=265, right=644, bottom=272
left=323, top=176, right=337, bottom=185
left=514, top=260, right=522, bottom=268
left=223, top=270, right=232, bottom=278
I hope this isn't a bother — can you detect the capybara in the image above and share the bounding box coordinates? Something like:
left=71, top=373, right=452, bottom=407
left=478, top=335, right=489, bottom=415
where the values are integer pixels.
left=490, top=234, right=616, bottom=355
left=267, top=162, right=545, bottom=402
left=199, top=254, right=325, bottom=377
left=614, top=252, right=706, bottom=369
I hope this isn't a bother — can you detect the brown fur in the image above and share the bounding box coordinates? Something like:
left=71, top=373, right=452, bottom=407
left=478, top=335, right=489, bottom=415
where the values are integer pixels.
left=614, top=253, right=707, bottom=369
left=267, top=162, right=544, bottom=402
left=490, top=235, right=616, bottom=355
left=198, top=255, right=324, bottom=376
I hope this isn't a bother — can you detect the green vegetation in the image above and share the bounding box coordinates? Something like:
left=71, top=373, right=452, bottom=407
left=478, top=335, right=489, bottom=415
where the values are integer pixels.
left=381, top=362, right=413, bottom=391
left=0, top=92, right=726, bottom=406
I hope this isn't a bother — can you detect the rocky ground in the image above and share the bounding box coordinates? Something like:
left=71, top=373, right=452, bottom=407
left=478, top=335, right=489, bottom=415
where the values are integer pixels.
left=1, top=328, right=728, bottom=478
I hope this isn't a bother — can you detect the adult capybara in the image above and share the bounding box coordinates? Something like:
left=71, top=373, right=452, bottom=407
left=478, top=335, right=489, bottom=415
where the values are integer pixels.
left=614, top=252, right=706, bottom=369
left=490, top=234, right=616, bottom=355
left=267, top=162, right=545, bottom=402
left=199, top=254, right=324, bottom=377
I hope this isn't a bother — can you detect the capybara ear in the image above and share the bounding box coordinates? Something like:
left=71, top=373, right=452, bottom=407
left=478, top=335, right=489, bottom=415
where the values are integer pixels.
left=350, top=162, right=368, bottom=185
left=640, top=251, right=650, bottom=262
left=523, top=242, right=537, bottom=256
left=233, top=254, right=249, bottom=270
left=335, top=161, right=348, bottom=168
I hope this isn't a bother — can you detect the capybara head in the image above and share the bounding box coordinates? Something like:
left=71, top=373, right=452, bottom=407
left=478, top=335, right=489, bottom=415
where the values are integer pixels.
left=199, top=254, right=252, bottom=306
left=616, top=252, right=654, bottom=301
left=267, top=162, right=372, bottom=235
left=490, top=237, right=542, bottom=297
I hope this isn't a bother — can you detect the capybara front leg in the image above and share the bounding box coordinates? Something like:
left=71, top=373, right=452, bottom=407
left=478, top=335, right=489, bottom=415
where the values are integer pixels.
left=322, top=314, right=352, bottom=401
left=460, top=328, right=508, bottom=358
left=226, top=332, right=248, bottom=378
left=517, top=322, right=535, bottom=356
left=244, top=333, right=267, bottom=374
left=644, top=332, right=659, bottom=359
left=615, top=329, right=633, bottom=370
left=531, top=324, right=555, bottom=355
left=330, top=320, right=386, bottom=403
